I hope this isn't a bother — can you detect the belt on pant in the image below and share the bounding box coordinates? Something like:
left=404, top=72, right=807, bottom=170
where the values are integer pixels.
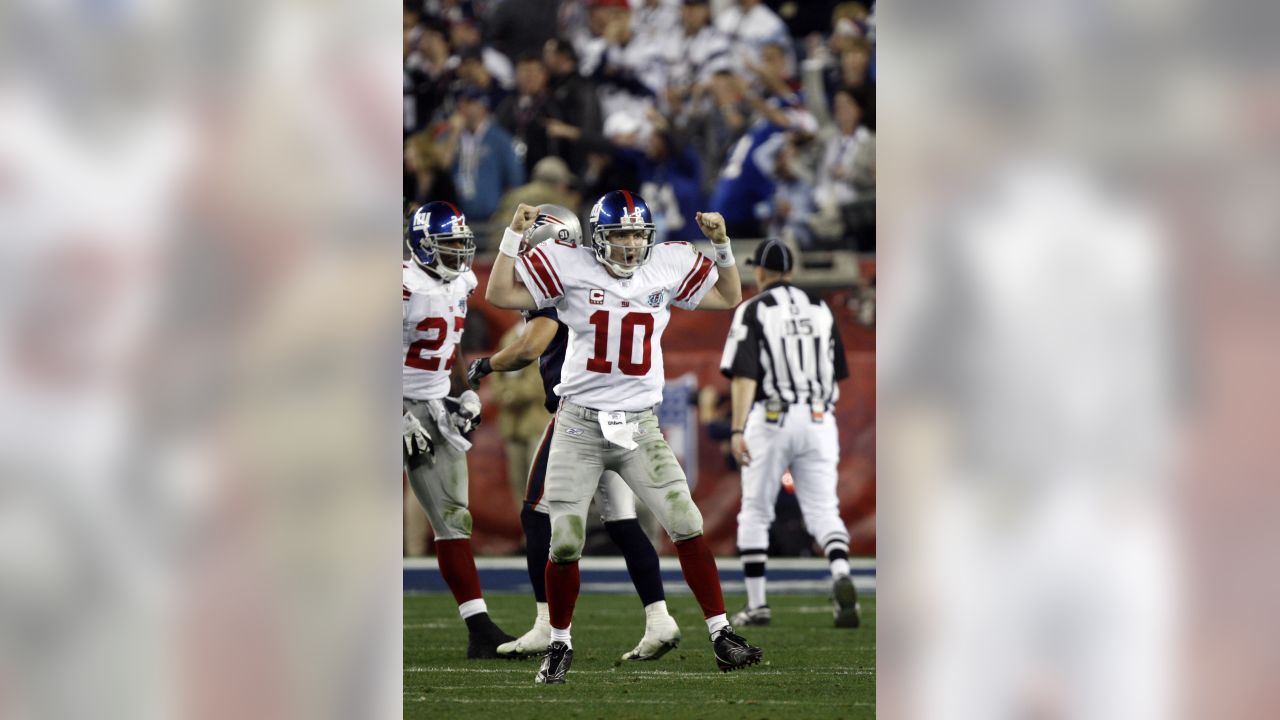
left=755, top=398, right=832, bottom=413
left=559, top=399, right=654, bottom=422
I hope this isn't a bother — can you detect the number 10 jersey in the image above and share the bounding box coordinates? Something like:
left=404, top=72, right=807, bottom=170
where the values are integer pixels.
left=514, top=240, right=719, bottom=412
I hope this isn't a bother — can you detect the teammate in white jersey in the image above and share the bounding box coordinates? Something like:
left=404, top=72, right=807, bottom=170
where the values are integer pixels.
left=402, top=201, right=515, bottom=658
left=487, top=190, right=764, bottom=684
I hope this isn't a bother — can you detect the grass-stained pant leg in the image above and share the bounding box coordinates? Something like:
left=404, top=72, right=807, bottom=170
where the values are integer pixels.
left=593, top=470, right=638, bottom=522
left=613, top=412, right=704, bottom=542
left=544, top=410, right=608, bottom=563
left=404, top=399, right=472, bottom=541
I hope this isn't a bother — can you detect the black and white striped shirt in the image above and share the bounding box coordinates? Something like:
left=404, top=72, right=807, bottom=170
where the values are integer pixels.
left=719, top=282, right=850, bottom=406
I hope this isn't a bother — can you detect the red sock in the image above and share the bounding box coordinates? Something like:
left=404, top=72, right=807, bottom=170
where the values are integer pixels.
left=435, top=539, right=483, bottom=606
left=545, top=560, right=580, bottom=629
left=675, top=535, right=726, bottom=619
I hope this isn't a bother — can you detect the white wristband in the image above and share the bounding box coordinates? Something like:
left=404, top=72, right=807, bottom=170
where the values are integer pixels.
left=712, top=240, right=735, bottom=267
left=499, top=227, right=524, bottom=258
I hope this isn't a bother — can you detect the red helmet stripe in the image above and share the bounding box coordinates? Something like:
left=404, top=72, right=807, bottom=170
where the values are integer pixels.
left=620, top=190, right=635, bottom=215
left=442, top=201, right=462, bottom=218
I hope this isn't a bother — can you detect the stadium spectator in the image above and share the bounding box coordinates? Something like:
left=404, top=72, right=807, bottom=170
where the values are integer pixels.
left=492, top=156, right=580, bottom=230
left=422, top=0, right=473, bottom=26
left=454, top=46, right=509, bottom=109
left=405, top=130, right=460, bottom=211
left=715, top=0, right=791, bottom=73
left=486, top=0, right=560, bottom=64
left=543, top=38, right=605, bottom=171
left=672, top=68, right=751, bottom=194
left=404, top=20, right=455, bottom=135
left=631, top=0, right=682, bottom=50
left=811, top=89, right=874, bottom=248
left=764, top=135, right=821, bottom=248
left=746, top=40, right=800, bottom=98
left=662, top=0, right=733, bottom=112
left=573, top=0, right=630, bottom=76
left=556, top=110, right=648, bottom=204
left=439, top=86, right=525, bottom=225
left=584, top=1, right=666, bottom=118
left=834, top=38, right=875, bottom=130
left=405, top=0, right=877, bottom=251
left=707, top=71, right=816, bottom=239
left=639, top=109, right=707, bottom=242
left=488, top=324, right=554, bottom=511
left=495, top=53, right=554, bottom=175
left=449, top=16, right=514, bottom=89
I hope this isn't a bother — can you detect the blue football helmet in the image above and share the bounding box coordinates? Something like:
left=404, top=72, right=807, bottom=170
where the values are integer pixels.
left=587, top=190, right=656, bottom=277
left=406, top=201, right=476, bottom=280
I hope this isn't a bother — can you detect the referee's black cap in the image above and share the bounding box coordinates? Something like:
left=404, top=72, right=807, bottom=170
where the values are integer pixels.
left=745, top=239, right=794, bottom=273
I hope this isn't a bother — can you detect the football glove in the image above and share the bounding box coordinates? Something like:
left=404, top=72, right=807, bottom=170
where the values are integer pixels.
left=467, top=357, right=493, bottom=390
left=444, top=389, right=483, bottom=435
left=403, top=410, right=434, bottom=464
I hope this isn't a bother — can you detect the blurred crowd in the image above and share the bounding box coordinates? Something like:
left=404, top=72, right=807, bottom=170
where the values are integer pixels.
left=404, top=0, right=876, bottom=253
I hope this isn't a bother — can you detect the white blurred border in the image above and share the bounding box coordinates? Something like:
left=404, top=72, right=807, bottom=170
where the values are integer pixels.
left=0, top=0, right=403, bottom=718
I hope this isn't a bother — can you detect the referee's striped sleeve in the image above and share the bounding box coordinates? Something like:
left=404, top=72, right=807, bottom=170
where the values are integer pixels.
left=720, top=299, right=762, bottom=380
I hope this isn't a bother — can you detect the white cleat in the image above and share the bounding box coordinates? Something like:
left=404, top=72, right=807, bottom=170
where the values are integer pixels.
left=497, top=618, right=551, bottom=659
left=621, top=616, right=682, bottom=661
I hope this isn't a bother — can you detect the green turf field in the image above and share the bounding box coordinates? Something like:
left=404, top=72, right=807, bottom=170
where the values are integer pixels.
left=404, top=592, right=876, bottom=719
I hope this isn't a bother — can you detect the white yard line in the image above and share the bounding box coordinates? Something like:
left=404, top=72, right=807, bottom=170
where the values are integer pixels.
left=405, top=695, right=875, bottom=707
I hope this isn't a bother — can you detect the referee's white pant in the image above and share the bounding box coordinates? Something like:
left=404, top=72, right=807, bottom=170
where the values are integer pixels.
left=737, top=402, right=850, bottom=556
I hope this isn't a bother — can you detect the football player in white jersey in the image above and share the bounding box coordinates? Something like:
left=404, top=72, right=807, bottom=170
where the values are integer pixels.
left=403, top=201, right=515, bottom=658
left=487, top=190, right=764, bottom=684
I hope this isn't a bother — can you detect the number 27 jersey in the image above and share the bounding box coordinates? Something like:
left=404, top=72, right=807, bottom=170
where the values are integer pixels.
left=402, top=262, right=476, bottom=401
left=514, top=240, right=719, bottom=411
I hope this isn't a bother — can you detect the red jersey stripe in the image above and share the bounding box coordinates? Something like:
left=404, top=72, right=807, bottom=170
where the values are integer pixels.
left=677, top=256, right=713, bottom=301
left=520, top=255, right=552, bottom=299
left=534, top=247, right=565, bottom=296
left=677, top=257, right=714, bottom=302
left=526, top=249, right=562, bottom=298
left=674, top=256, right=702, bottom=298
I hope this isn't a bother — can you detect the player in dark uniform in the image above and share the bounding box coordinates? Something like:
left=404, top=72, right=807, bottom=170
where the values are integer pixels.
left=468, top=204, right=681, bottom=661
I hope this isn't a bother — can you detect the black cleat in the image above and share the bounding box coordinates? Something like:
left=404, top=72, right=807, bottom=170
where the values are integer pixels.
left=467, top=625, right=517, bottom=659
left=832, top=575, right=862, bottom=628
left=729, top=604, right=772, bottom=626
left=712, top=626, right=763, bottom=672
left=535, top=641, right=573, bottom=684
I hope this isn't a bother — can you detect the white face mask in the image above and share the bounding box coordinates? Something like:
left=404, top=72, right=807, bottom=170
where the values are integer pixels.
left=594, top=228, right=654, bottom=277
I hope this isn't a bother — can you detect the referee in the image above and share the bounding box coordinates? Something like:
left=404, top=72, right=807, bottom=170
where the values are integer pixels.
left=719, top=239, right=861, bottom=628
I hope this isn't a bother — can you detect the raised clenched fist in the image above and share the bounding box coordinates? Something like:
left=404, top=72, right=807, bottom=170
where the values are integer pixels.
left=510, top=204, right=540, bottom=233
left=695, top=211, right=729, bottom=244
